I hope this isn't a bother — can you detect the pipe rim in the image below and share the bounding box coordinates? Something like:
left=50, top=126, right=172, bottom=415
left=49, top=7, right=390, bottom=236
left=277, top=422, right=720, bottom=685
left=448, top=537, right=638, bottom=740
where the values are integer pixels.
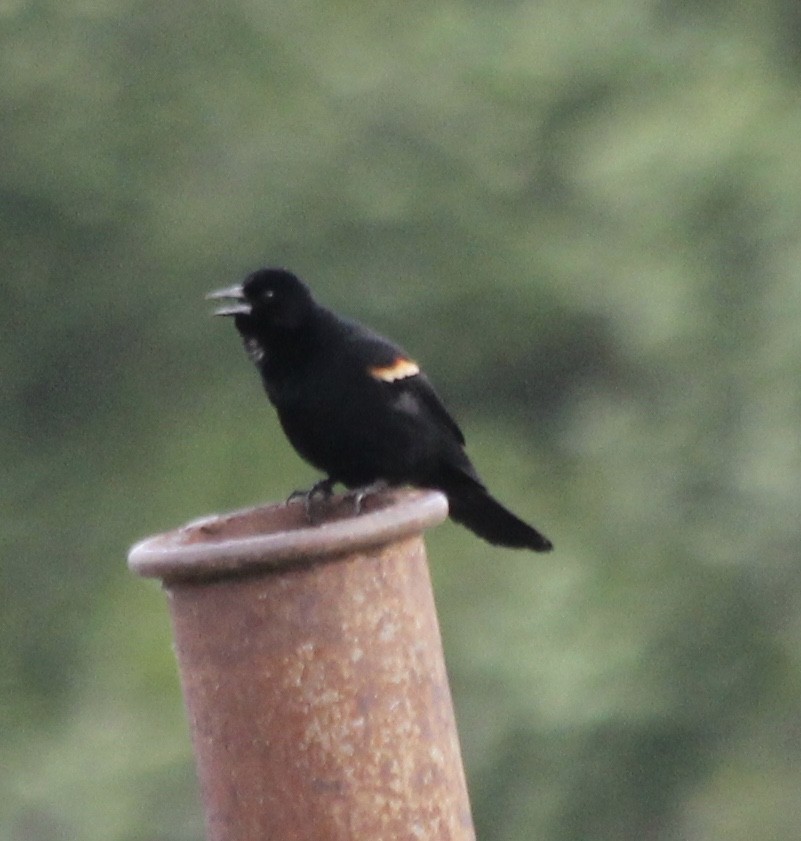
left=128, top=488, right=448, bottom=582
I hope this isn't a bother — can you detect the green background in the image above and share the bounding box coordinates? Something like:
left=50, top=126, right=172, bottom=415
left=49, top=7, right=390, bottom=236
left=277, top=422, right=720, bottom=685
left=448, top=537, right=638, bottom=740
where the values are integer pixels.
left=4, top=1, right=801, bottom=838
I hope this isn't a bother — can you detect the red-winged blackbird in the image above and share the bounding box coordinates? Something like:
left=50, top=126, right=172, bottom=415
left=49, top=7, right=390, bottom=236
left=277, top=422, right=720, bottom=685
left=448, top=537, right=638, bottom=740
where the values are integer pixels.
left=208, top=268, right=552, bottom=551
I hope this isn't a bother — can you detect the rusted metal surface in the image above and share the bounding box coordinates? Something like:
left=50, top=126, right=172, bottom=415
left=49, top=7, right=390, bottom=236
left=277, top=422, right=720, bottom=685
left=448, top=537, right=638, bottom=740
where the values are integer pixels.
left=128, top=489, right=476, bottom=841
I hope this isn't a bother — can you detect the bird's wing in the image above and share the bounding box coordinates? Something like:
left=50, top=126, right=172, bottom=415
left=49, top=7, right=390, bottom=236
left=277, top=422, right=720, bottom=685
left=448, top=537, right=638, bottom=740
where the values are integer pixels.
left=398, top=372, right=466, bottom=446
left=353, top=329, right=466, bottom=447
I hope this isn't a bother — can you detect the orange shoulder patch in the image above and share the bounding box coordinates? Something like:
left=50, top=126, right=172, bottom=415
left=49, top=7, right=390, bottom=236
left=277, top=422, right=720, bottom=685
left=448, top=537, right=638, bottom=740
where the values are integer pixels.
left=369, top=357, right=420, bottom=383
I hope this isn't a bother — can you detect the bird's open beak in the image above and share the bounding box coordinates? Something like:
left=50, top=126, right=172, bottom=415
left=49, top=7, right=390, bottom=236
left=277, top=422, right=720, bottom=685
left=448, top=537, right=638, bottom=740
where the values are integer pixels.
left=206, top=284, right=251, bottom=317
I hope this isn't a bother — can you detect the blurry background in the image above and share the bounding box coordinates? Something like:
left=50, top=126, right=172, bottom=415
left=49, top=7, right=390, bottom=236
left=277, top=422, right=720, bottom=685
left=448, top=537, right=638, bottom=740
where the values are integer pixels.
left=3, top=1, right=801, bottom=839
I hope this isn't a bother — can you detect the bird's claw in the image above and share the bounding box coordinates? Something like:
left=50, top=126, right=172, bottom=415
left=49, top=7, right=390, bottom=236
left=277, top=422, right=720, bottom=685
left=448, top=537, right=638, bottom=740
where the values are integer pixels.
left=287, top=478, right=389, bottom=522
left=344, top=480, right=390, bottom=515
left=287, top=478, right=335, bottom=523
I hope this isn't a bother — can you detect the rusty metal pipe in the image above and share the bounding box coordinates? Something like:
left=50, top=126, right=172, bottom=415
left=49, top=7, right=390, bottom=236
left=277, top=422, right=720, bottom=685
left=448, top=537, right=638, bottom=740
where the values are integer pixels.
left=128, top=489, right=476, bottom=841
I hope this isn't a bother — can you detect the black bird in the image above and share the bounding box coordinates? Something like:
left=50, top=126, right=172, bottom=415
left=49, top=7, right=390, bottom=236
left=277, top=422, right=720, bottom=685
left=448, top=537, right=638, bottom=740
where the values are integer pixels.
left=208, top=268, right=552, bottom=551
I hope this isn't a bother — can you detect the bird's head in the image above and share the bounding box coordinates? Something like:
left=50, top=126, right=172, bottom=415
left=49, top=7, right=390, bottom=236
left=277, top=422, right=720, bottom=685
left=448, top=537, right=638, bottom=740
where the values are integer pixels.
left=207, top=268, right=314, bottom=332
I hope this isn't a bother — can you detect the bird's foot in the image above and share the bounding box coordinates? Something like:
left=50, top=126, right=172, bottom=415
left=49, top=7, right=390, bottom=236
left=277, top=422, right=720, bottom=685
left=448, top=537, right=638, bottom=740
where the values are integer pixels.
left=287, top=477, right=336, bottom=523
left=344, top=480, right=390, bottom=515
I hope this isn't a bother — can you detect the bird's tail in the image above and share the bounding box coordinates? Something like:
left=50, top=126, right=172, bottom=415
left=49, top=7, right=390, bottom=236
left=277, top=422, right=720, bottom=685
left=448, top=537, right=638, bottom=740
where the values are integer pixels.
left=441, top=473, right=553, bottom=552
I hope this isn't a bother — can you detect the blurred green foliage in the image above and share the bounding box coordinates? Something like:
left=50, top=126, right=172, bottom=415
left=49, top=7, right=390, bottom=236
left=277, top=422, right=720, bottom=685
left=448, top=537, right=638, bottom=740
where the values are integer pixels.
left=3, top=0, right=801, bottom=838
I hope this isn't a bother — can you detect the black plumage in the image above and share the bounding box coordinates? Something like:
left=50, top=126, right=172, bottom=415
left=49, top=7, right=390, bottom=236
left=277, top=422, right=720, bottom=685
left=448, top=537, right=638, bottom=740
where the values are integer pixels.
left=208, top=268, right=552, bottom=551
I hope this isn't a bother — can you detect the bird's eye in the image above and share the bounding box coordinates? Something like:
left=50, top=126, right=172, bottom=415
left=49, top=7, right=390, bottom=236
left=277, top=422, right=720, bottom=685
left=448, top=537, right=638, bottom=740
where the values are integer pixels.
left=264, top=289, right=275, bottom=300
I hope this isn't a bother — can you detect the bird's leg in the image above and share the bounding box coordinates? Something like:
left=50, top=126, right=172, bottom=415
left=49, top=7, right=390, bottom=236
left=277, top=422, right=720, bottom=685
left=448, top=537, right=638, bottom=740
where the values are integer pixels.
left=287, top=477, right=336, bottom=522
left=345, top=479, right=390, bottom=515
